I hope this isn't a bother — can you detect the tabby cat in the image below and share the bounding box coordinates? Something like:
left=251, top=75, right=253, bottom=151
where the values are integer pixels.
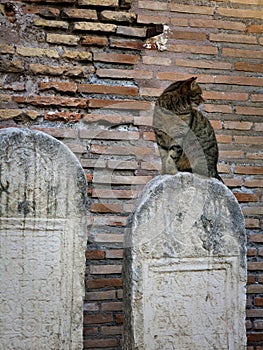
left=153, top=76, right=222, bottom=181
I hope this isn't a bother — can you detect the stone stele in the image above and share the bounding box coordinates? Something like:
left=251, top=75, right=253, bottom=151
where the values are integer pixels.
left=0, top=128, right=87, bottom=350
left=123, top=173, right=247, bottom=350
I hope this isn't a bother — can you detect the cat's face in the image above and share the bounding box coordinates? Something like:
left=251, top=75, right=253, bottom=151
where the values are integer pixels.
left=161, top=77, right=204, bottom=106
left=181, top=77, right=204, bottom=106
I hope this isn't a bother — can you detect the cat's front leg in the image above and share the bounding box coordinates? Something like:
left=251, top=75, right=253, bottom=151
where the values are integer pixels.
left=158, top=147, right=176, bottom=175
left=166, top=145, right=183, bottom=175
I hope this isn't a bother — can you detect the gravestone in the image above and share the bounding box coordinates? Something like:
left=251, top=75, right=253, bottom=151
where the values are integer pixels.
left=0, top=128, right=87, bottom=350
left=123, top=173, right=247, bottom=350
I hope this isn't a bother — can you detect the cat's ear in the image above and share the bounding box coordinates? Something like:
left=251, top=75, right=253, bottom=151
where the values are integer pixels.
left=180, top=77, right=197, bottom=94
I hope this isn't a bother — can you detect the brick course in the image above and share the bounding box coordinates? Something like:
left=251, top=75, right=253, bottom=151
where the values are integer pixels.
left=0, top=0, right=262, bottom=349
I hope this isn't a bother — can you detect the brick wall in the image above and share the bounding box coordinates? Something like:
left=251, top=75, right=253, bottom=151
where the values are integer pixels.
left=0, top=0, right=262, bottom=349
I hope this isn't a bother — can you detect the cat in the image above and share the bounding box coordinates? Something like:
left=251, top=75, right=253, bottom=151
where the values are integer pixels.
left=153, top=76, right=222, bottom=181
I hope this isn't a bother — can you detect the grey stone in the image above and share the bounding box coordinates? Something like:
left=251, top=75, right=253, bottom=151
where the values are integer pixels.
left=0, top=128, right=87, bottom=349
left=123, top=172, right=247, bottom=350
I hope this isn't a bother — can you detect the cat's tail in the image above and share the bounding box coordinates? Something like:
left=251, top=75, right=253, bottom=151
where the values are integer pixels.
left=215, top=173, right=224, bottom=183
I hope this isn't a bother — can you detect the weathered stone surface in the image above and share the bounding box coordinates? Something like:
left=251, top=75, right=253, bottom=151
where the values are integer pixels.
left=34, top=18, right=69, bottom=29
left=62, top=50, right=92, bottom=61
left=101, top=10, right=136, bottom=23
left=0, top=128, right=87, bottom=349
left=78, top=0, right=118, bottom=6
left=47, top=33, right=80, bottom=46
left=123, top=173, right=247, bottom=350
left=73, top=22, right=117, bottom=33
left=0, top=109, right=40, bottom=120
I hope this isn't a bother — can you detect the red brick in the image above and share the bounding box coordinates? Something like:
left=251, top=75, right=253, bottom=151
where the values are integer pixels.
left=142, top=56, right=171, bottom=66
left=85, top=290, right=116, bottom=300
left=252, top=94, right=263, bottom=102
left=86, top=278, right=122, bottom=289
left=90, top=203, right=122, bottom=213
left=245, top=218, right=260, bottom=229
left=81, top=113, right=134, bottom=124
left=102, top=302, right=123, bottom=312
left=32, top=127, right=77, bottom=138
left=219, top=150, right=244, bottom=159
left=235, top=166, right=263, bottom=175
left=88, top=99, right=150, bottom=110
left=235, top=62, right=263, bottom=73
left=248, top=262, right=263, bottom=271
left=93, top=215, right=128, bottom=227
left=168, top=44, right=218, bottom=55
left=210, top=33, right=257, bottom=44
left=117, top=26, right=147, bottom=37
left=247, top=276, right=256, bottom=285
left=78, top=83, right=138, bottom=96
left=83, top=338, right=118, bottom=348
left=203, top=91, right=248, bottom=101
left=246, top=152, right=263, bottom=160
left=90, top=265, right=122, bottom=274
left=115, top=313, right=123, bottom=324
left=92, top=188, right=139, bottom=199
left=223, top=121, right=252, bottom=130
left=44, top=111, right=81, bottom=123
left=215, top=75, right=263, bottom=86
left=39, top=81, right=77, bottom=92
left=254, top=321, right=263, bottom=330
left=143, top=131, right=156, bottom=141
left=247, top=308, right=263, bottom=316
left=83, top=326, right=99, bottom=335
left=234, top=136, right=263, bottom=144
left=84, top=314, right=113, bottom=324
left=138, top=0, right=168, bottom=10
left=243, top=207, right=263, bottom=215
left=189, top=18, right=246, bottom=31
left=101, top=325, right=123, bottom=335
left=216, top=134, right=233, bottom=143
left=175, top=59, right=231, bottom=70
left=247, top=333, right=263, bottom=342
left=249, top=234, right=263, bottom=243
left=81, top=35, right=108, bottom=46
left=86, top=250, right=105, bottom=259
left=236, top=106, right=263, bottom=116
left=105, top=249, right=123, bottom=259
left=217, top=7, right=263, bottom=20
left=157, top=72, right=213, bottom=83
left=234, top=192, right=259, bottom=202
left=255, top=298, right=263, bottom=306
left=84, top=303, right=99, bottom=312
left=96, top=68, right=153, bottom=80
left=13, top=96, right=88, bottom=108
left=223, top=178, right=243, bottom=187
left=110, top=37, right=143, bottom=50
left=90, top=144, right=151, bottom=156
left=245, top=179, right=263, bottom=188
left=137, top=13, right=168, bottom=24
left=79, top=129, right=139, bottom=140
left=93, top=52, right=140, bottom=65
left=247, top=248, right=257, bottom=257
left=170, top=3, right=214, bottom=15
left=248, top=24, right=263, bottom=33
left=94, top=233, right=124, bottom=244
left=170, top=30, right=206, bottom=41
left=62, top=8, right=97, bottom=20
left=222, top=48, right=263, bottom=59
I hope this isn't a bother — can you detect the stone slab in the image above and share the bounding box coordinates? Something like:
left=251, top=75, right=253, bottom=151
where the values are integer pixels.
left=0, top=128, right=87, bottom=350
left=123, top=173, right=247, bottom=350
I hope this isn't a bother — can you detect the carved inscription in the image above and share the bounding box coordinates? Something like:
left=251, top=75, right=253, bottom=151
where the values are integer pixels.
left=144, top=258, right=239, bottom=350
left=123, top=173, right=247, bottom=350
left=0, top=129, right=87, bottom=350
